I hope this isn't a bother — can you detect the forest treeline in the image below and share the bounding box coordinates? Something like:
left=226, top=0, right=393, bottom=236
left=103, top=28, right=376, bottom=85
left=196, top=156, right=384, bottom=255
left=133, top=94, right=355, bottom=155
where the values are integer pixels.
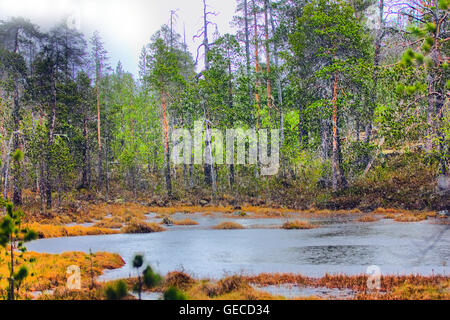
left=0, top=0, right=448, bottom=212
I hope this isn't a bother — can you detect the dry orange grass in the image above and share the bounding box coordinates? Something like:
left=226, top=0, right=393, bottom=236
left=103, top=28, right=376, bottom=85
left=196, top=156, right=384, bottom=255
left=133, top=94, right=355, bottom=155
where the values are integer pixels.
left=244, top=273, right=313, bottom=287
left=121, top=220, right=165, bottom=233
left=88, top=203, right=149, bottom=222
left=297, top=208, right=362, bottom=217
left=185, top=275, right=282, bottom=300
left=0, top=250, right=125, bottom=297
left=165, top=271, right=196, bottom=289
left=148, top=205, right=296, bottom=217
left=422, top=211, right=437, bottom=218
left=241, top=206, right=294, bottom=217
left=186, top=282, right=280, bottom=300
left=172, top=219, right=199, bottom=226
left=213, top=222, right=244, bottom=230
left=373, top=208, right=402, bottom=214
left=23, top=202, right=152, bottom=226
left=356, top=281, right=450, bottom=300
left=148, top=205, right=233, bottom=215
left=375, top=209, right=436, bottom=222
left=27, top=223, right=119, bottom=239
left=244, top=272, right=449, bottom=299
left=358, top=216, right=379, bottom=223
left=281, top=220, right=316, bottom=230
left=93, top=218, right=123, bottom=229
left=394, top=213, right=428, bottom=222
left=125, top=272, right=450, bottom=301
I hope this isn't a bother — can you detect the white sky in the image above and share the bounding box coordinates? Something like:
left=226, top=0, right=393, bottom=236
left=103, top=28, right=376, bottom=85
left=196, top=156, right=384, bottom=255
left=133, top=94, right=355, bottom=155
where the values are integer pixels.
left=0, top=0, right=238, bottom=77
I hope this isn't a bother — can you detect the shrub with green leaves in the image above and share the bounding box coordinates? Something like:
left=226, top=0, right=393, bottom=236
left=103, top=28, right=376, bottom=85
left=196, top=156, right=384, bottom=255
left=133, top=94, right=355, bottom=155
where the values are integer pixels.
left=0, top=198, right=38, bottom=300
left=163, top=286, right=187, bottom=300
left=104, top=280, right=128, bottom=300
left=132, top=254, right=162, bottom=300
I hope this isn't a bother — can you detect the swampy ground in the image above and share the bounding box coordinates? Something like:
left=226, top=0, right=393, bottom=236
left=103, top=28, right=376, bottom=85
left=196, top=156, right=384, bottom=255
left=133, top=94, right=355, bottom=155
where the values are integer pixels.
left=3, top=202, right=448, bottom=300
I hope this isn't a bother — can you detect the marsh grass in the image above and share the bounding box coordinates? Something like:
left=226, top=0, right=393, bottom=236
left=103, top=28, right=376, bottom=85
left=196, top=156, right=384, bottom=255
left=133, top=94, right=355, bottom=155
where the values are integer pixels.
left=394, top=213, right=428, bottom=222
left=358, top=215, right=379, bottom=223
left=212, top=222, right=244, bottom=230
left=121, top=220, right=165, bottom=233
left=172, top=219, right=199, bottom=226
left=27, top=223, right=119, bottom=238
left=0, top=250, right=125, bottom=298
left=184, top=275, right=280, bottom=300
left=93, top=219, right=123, bottom=229
left=373, top=208, right=401, bottom=214
left=281, top=220, right=316, bottom=230
left=164, top=271, right=195, bottom=289
left=243, top=273, right=449, bottom=299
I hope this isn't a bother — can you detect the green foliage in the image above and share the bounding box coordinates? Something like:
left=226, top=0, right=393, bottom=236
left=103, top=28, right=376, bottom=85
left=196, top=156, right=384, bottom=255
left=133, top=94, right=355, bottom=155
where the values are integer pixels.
left=104, top=280, right=128, bottom=300
left=144, top=37, right=186, bottom=96
left=342, top=141, right=375, bottom=175
left=12, top=149, right=24, bottom=162
left=132, top=254, right=144, bottom=269
left=0, top=199, right=37, bottom=299
left=14, top=266, right=28, bottom=282
left=143, top=266, right=162, bottom=288
left=132, top=254, right=162, bottom=299
left=0, top=200, right=38, bottom=250
left=0, top=0, right=447, bottom=212
left=163, top=286, right=187, bottom=300
left=438, top=0, right=450, bottom=10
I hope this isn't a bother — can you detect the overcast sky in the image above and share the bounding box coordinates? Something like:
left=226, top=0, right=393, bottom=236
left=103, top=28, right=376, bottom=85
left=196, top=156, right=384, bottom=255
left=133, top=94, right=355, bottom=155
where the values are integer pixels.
left=0, top=0, right=238, bottom=77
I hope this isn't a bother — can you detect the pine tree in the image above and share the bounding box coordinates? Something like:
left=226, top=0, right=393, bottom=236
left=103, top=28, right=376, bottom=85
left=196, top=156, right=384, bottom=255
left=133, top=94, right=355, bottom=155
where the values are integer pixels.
left=90, top=31, right=110, bottom=193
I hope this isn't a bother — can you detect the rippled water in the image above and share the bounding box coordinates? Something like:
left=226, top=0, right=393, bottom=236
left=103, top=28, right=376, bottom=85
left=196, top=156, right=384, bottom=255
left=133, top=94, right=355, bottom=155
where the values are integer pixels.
left=27, top=215, right=450, bottom=280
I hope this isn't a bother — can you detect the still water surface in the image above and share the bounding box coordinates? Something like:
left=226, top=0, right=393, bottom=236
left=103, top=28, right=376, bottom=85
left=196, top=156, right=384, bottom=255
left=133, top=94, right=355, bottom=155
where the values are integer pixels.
left=27, top=215, right=450, bottom=280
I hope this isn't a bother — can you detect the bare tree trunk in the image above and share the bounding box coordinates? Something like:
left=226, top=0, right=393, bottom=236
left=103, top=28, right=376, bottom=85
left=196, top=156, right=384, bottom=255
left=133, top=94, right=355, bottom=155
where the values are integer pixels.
left=243, top=0, right=253, bottom=106
left=204, top=119, right=217, bottom=193
left=12, top=81, right=22, bottom=206
left=201, top=0, right=215, bottom=190
left=96, top=82, right=103, bottom=191
left=105, top=138, right=109, bottom=201
left=227, top=52, right=235, bottom=188
left=264, top=0, right=271, bottom=109
left=364, top=0, right=385, bottom=146
left=170, top=118, right=177, bottom=181
left=320, top=119, right=330, bottom=161
left=12, top=29, right=22, bottom=206
left=81, top=111, right=89, bottom=189
left=3, top=136, right=13, bottom=205
left=161, top=93, right=172, bottom=197
left=202, top=0, right=210, bottom=71
left=39, top=160, right=45, bottom=213
left=253, top=0, right=261, bottom=178
left=183, top=163, right=188, bottom=190
left=253, top=0, right=261, bottom=123
left=189, top=153, right=194, bottom=188
left=46, top=72, right=57, bottom=210
left=269, top=0, right=285, bottom=176
left=426, top=73, right=435, bottom=153
left=331, top=74, right=346, bottom=191
left=8, top=234, right=14, bottom=300
left=153, top=149, right=158, bottom=174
